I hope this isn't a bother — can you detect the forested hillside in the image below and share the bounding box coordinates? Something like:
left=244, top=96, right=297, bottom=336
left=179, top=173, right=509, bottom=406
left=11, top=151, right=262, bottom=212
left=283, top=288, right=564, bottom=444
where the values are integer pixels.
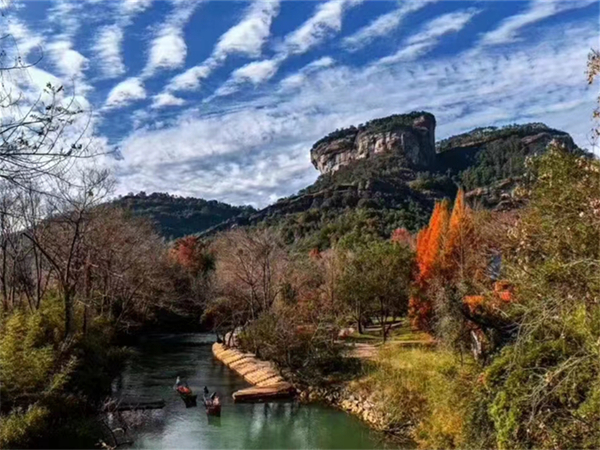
left=113, top=192, right=255, bottom=239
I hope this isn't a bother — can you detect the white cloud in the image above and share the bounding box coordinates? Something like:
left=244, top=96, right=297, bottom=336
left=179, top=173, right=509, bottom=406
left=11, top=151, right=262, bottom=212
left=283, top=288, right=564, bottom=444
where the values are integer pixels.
left=232, top=58, right=281, bottom=84
left=280, top=56, right=335, bottom=90
left=481, top=0, right=597, bottom=46
left=342, top=0, right=436, bottom=51
left=166, top=0, right=279, bottom=92
left=105, top=77, right=146, bottom=109
left=46, top=39, right=90, bottom=93
left=143, top=0, right=201, bottom=77
left=151, top=92, right=186, bottom=109
left=215, top=0, right=280, bottom=59
left=115, top=20, right=598, bottom=206
left=6, top=19, right=43, bottom=59
left=94, top=25, right=125, bottom=78
left=284, top=0, right=361, bottom=55
left=378, top=9, right=479, bottom=64
left=213, top=58, right=282, bottom=97
left=122, top=0, right=153, bottom=15
left=168, top=64, right=213, bottom=91
left=93, top=1, right=153, bottom=79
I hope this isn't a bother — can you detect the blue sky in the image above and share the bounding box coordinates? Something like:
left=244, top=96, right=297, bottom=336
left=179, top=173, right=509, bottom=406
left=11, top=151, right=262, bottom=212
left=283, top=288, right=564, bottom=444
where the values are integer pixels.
left=2, top=0, right=599, bottom=206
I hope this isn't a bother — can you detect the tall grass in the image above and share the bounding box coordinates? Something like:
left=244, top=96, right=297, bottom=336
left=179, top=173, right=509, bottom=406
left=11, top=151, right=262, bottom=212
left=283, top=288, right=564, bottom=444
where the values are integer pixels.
left=359, top=345, right=479, bottom=448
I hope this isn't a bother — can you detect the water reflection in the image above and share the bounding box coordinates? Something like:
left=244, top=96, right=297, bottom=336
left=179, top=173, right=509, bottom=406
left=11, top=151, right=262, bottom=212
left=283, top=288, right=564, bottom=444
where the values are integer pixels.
left=112, top=334, right=387, bottom=449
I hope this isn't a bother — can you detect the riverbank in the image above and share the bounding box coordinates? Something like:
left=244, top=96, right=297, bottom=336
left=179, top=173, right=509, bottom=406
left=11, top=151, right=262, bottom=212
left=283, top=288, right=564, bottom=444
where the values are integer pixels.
left=211, top=340, right=391, bottom=434
left=211, top=325, right=454, bottom=447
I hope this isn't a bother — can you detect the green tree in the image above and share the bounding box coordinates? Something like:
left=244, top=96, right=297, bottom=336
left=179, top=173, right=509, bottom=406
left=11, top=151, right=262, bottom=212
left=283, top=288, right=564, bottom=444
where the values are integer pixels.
left=339, top=241, right=414, bottom=341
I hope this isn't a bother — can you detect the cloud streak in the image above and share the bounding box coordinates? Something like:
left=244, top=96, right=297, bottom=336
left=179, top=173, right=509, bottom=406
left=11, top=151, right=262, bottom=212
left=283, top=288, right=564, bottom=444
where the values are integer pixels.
left=93, top=1, right=153, bottom=79
left=167, top=0, right=280, bottom=94
left=342, top=0, right=436, bottom=52
left=481, top=0, right=597, bottom=46
left=142, top=0, right=201, bottom=78
left=378, top=8, right=480, bottom=64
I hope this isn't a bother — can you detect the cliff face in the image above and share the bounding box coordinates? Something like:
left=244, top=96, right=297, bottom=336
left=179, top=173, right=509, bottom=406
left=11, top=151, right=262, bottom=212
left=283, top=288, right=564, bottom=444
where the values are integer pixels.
left=310, top=112, right=436, bottom=175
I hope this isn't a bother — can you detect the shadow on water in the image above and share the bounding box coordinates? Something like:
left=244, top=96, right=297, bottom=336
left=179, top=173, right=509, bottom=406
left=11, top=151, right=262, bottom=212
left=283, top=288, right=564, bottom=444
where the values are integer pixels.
left=109, top=333, right=392, bottom=449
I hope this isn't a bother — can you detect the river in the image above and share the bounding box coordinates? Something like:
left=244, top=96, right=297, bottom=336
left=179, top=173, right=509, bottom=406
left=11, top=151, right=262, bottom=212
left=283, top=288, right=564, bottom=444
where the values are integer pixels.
left=109, top=333, right=388, bottom=449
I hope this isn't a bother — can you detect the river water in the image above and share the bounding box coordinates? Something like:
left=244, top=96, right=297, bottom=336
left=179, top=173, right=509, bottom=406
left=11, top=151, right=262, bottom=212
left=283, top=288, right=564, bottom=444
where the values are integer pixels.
left=110, top=333, right=388, bottom=449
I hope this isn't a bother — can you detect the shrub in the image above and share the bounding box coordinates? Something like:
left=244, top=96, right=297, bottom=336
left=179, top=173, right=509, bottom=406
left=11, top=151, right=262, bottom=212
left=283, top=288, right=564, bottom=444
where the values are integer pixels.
left=466, top=146, right=600, bottom=449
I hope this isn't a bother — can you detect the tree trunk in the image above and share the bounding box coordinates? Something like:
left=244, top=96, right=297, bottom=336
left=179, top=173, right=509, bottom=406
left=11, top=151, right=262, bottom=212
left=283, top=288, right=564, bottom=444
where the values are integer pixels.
left=64, top=287, right=73, bottom=338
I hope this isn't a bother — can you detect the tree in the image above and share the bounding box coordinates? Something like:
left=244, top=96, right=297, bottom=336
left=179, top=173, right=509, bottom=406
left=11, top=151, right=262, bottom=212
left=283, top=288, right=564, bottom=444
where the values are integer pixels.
left=339, top=241, right=414, bottom=341
left=209, top=229, right=288, bottom=347
left=170, top=235, right=214, bottom=278
left=22, top=171, right=112, bottom=337
left=410, top=200, right=450, bottom=330
left=588, top=49, right=600, bottom=146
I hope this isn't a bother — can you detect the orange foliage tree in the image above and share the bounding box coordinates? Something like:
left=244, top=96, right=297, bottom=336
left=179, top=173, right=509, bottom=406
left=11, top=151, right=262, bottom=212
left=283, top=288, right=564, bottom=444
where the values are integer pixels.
left=409, top=200, right=450, bottom=330
left=410, top=188, right=517, bottom=357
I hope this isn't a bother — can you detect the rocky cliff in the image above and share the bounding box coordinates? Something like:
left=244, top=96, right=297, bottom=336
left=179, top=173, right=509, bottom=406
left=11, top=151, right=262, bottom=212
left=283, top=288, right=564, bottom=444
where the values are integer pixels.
left=310, top=112, right=436, bottom=175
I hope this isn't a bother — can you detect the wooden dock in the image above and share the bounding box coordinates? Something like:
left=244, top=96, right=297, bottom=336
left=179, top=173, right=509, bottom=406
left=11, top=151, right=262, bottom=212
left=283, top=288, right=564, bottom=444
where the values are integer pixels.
left=212, top=343, right=295, bottom=402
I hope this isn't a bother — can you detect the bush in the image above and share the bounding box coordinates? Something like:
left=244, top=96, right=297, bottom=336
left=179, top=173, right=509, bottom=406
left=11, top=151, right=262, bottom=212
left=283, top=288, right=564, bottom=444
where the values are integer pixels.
left=465, top=146, right=600, bottom=449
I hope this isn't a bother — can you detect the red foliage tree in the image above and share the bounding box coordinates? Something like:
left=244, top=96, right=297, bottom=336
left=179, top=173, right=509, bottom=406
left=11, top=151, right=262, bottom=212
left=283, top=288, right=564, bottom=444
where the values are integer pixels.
left=170, top=235, right=214, bottom=277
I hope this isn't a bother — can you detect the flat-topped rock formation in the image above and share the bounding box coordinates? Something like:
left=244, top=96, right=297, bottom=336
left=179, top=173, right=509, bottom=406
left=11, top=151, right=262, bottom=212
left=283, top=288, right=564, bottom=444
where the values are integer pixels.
left=310, top=111, right=437, bottom=175
left=212, top=343, right=295, bottom=402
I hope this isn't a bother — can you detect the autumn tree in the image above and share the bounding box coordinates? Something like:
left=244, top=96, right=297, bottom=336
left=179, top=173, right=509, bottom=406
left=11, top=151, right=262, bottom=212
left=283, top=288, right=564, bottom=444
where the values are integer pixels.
left=170, top=235, right=214, bottom=278
left=410, top=200, right=450, bottom=330
left=208, top=229, right=288, bottom=347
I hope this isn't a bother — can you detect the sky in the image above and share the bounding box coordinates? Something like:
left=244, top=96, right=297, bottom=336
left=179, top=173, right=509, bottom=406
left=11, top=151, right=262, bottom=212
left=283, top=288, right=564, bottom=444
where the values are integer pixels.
left=1, top=0, right=599, bottom=207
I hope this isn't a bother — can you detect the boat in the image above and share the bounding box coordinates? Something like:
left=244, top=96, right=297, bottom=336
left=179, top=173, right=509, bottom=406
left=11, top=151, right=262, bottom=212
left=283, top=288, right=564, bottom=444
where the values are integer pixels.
left=203, top=390, right=221, bottom=416
left=177, top=386, right=198, bottom=408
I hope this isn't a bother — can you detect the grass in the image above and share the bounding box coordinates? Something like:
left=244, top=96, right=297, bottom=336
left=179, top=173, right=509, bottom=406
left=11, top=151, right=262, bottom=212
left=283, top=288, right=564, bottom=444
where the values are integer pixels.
left=353, top=343, right=479, bottom=448
left=346, top=318, right=434, bottom=345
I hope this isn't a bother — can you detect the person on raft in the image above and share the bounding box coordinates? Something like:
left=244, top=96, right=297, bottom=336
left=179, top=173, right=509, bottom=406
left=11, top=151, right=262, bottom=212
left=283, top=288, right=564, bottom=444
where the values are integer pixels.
left=174, top=376, right=192, bottom=395
left=203, top=386, right=220, bottom=405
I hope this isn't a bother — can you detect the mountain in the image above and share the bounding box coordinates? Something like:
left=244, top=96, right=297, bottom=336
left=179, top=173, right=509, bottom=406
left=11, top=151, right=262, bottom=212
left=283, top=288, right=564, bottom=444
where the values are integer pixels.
left=200, top=112, right=579, bottom=250
left=113, top=192, right=255, bottom=240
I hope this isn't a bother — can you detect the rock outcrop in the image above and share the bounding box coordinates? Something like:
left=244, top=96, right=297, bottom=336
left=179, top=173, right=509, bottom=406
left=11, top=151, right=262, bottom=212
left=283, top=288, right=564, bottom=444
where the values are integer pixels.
left=310, top=112, right=436, bottom=175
